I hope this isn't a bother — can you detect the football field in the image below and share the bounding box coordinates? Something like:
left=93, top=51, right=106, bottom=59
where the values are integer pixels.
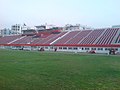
left=0, top=49, right=120, bottom=90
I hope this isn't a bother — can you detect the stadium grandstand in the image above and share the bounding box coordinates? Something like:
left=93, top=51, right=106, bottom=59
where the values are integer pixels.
left=0, top=27, right=120, bottom=54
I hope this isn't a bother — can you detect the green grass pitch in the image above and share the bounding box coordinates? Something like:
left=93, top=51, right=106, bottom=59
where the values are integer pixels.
left=0, top=49, right=120, bottom=90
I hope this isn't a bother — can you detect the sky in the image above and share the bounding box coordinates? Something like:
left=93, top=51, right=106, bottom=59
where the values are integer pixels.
left=0, top=0, right=120, bottom=29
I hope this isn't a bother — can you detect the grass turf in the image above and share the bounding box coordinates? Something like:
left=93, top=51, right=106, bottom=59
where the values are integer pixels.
left=0, top=49, right=120, bottom=90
